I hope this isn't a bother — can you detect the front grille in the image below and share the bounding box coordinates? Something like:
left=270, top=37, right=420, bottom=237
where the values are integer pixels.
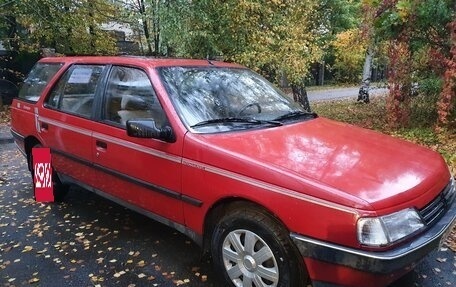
left=419, top=179, right=455, bottom=226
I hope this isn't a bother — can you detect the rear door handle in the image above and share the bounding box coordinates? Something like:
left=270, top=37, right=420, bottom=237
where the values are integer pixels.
left=96, top=140, right=107, bottom=149
left=41, top=122, right=49, bottom=131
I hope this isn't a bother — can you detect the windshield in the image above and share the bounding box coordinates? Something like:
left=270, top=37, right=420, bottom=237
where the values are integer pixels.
left=159, top=66, right=313, bottom=133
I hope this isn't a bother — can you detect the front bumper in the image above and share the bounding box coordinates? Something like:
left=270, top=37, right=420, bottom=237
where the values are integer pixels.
left=291, top=188, right=456, bottom=285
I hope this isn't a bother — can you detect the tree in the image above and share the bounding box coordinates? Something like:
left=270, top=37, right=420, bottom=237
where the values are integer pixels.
left=1, top=0, right=118, bottom=55
left=116, top=0, right=154, bottom=56
left=179, top=0, right=325, bottom=109
left=364, top=0, right=455, bottom=127
left=315, top=0, right=362, bottom=85
left=333, top=28, right=367, bottom=83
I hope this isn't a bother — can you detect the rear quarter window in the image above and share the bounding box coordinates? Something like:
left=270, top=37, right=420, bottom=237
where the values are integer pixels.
left=18, top=62, right=63, bottom=102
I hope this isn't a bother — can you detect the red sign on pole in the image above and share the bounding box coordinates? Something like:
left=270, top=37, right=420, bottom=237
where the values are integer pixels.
left=32, top=147, right=54, bottom=202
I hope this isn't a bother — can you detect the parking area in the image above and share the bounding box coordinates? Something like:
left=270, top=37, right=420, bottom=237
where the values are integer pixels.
left=0, top=127, right=454, bottom=287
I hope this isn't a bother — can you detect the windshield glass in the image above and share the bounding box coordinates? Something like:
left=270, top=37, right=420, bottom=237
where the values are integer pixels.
left=159, top=66, right=311, bottom=132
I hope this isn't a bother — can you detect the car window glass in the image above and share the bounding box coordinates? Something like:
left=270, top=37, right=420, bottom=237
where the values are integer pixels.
left=159, top=67, right=302, bottom=129
left=46, top=65, right=105, bottom=118
left=104, top=66, right=168, bottom=129
left=18, top=62, right=63, bottom=102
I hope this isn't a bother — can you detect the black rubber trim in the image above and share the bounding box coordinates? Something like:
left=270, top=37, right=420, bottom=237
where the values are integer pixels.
left=311, top=281, right=345, bottom=287
left=10, top=128, right=25, bottom=141
left=58, top=173, right=203, bottom=246
left=51, top=148, right=203, bottom=207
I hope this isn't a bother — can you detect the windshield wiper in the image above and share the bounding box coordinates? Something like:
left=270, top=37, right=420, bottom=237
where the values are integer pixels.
left=273, top=111, right=317, bottom=121
left=191, top=117, right=283, bottom=128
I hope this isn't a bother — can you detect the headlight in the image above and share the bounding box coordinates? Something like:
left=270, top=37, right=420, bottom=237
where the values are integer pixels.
left=357, top=208, right=424, bottom=246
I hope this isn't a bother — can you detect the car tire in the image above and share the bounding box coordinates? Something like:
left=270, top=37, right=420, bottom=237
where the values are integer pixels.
left=28, top=144, right=69, bottom=202
left=211, top=204, right=307, bottom=287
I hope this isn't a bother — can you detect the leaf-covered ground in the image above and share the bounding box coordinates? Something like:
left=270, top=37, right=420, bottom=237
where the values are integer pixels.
left=0, top=106, right=11, bottom=124
left=0, top=142, right=221, bottom=286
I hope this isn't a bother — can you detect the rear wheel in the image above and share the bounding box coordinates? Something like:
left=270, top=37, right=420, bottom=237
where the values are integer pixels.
left=28, top=144, right=69, bottom=202
left=211, top=204, right=307, bottom=287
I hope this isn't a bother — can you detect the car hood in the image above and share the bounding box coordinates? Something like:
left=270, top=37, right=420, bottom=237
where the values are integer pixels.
left=191, top=118, right=450, bottom=211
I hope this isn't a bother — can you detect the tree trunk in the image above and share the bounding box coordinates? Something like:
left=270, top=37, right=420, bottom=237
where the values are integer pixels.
left=153, top=0, right=160, bottom=56
left=291, top=83, right=311, bottom=112
left=140, top=0, right=153, bottom=55
left=358, top=44, right=374, bottom=103
left=6, top=16, right=19, bottom=51
left=362, top=45, right=373, bottom=82
left=318, top=61, right=325, bottom=86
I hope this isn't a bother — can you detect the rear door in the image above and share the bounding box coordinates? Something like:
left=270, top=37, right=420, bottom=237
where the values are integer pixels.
left=40, top=64, right=107, bottom=187
left=90, top=65, right=185, bottom=224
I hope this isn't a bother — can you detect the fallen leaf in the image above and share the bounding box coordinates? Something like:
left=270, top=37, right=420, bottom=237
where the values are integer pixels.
left=436, top=257, right=447, bottom=263
left=22, top=246, right=33, bottom=252
left=36, top=248, right=47, bottom=254
left=28, top=277, right=40, bottom=284
left=137, top=260, right=146, bottom=267
left=114, top=270, right=126, bottom=278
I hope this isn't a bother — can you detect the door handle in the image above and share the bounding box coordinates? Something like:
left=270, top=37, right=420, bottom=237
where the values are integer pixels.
left=41, top=122, right=49, bottom=131
left=96, top=140, right=107, bottom=149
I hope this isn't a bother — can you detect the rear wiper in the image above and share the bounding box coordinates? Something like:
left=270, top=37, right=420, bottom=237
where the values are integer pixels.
left=191, top=117, right=283, bottom=128
left=273, top=111, right=317, bottom=121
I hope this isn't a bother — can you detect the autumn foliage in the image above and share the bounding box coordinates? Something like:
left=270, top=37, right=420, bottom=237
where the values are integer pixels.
left=368, top=0, right=455, bottom=128
left=333, top=29, right=367, bottom=83
left=436, top=20, right=456, bottom=129
left=386, top=41, right=412, bottom=126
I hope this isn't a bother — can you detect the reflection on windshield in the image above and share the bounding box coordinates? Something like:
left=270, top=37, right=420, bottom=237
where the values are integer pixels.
left=159, top=67, right=309, bottom=132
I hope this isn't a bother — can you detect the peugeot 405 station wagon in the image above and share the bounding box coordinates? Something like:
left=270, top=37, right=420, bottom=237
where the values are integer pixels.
left=10, top=56, right=456, bottom=287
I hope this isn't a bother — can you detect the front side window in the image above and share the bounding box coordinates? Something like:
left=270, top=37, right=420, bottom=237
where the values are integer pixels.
left=159, top=67, right=314, bottom=133
left=18, top=62, right=63, bottom=102
left=103, top=66, right=168, bottom=129
left=46, top=65, right=105, bottom=118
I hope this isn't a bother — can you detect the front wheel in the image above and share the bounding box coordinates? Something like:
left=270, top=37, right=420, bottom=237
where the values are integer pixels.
left=211, top=204, right=307, bottom=287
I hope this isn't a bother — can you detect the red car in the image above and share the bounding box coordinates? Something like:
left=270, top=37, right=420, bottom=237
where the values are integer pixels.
left=10, top=56, right=456, bottom=287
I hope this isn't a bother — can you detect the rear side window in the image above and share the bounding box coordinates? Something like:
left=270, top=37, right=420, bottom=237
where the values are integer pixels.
left=18, top=62, right=63, bottom=102
left=46, top=65, right=105, bottom=118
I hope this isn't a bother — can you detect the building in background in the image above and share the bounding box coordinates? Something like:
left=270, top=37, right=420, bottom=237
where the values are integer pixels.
left=101, top=22, right=141, bottom=55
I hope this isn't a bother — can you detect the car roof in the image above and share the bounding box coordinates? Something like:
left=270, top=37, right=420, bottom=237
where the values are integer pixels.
left=38, top=56, right=245, bottom=69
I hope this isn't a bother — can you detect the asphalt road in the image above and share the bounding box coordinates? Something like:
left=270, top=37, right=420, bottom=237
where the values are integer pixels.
left=0, top=138, right=455, bottom=287
left=307, top=86, right=388, bottom=102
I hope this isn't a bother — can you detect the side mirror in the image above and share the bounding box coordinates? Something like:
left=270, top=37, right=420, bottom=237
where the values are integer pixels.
left=126, top=119, right=175, bottom=143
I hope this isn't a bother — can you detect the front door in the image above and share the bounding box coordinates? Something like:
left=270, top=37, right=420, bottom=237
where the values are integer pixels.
left=90, top=65, right=184, bottom=224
